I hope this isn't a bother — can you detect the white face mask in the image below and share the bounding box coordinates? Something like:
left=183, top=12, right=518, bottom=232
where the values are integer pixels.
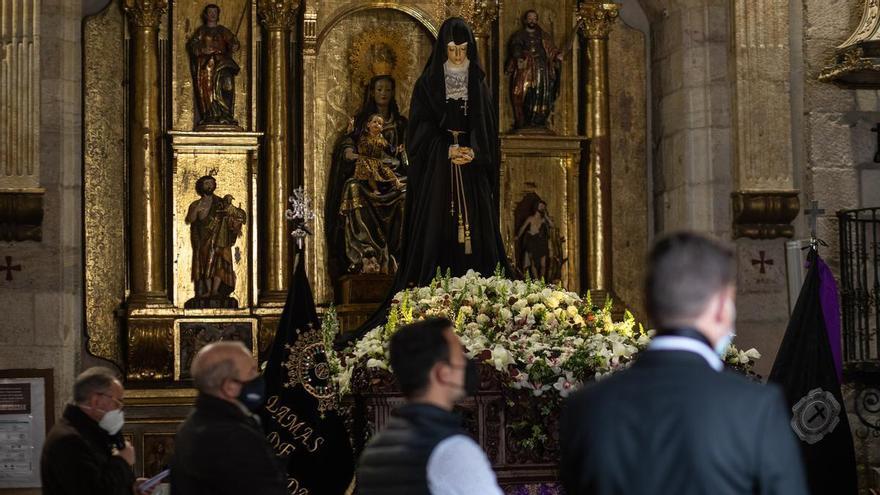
left=714, top=297, right=737, bottom=358
left=97, top=408, right=125, bottom=435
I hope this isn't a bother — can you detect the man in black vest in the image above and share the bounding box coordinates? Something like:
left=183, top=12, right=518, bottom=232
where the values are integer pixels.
left=357, top=318, right=503, bottom=495
left=41, top=367, right=139, bottom=495
left=560, top=232, right=808, bottom=495
left=170, top=341, right=286, bottom=495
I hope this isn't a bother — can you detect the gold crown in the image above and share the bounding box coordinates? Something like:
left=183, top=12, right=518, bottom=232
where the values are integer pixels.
left=371, top=60, right=394, bottom=77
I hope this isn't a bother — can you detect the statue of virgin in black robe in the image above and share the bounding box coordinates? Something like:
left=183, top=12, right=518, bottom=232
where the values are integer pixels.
left=344, top=18, right=511, bottom=341
left=396, top=17, right=511, bottom=286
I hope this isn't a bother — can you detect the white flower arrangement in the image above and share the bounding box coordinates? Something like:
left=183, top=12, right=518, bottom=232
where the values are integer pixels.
left=326, top=269, right=761, bottom=399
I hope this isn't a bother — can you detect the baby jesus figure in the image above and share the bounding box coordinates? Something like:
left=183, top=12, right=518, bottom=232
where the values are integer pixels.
left=353, top=114, right=403, bottom=192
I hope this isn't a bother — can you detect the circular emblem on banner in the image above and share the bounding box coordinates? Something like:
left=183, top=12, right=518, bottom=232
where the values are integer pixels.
left=790, top=387, right=840, bottom=444
left=282, top=326, right=338, bottom=414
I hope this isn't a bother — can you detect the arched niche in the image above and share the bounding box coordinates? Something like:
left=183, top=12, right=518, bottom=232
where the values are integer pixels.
left=302, top=4, right=437, bottom=304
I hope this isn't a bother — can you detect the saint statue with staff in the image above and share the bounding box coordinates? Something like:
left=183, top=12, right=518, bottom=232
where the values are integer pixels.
left=187, top=3, right=243, bottom=128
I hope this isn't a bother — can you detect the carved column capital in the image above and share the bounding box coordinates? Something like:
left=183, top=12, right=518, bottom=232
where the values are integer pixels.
left=257, top=0, right=300, bottom=31
left=471, top=0, right=499, bottom=37
left=577, top=2, right=619, bottom=39
left=123, top=0, right=167, bottom=28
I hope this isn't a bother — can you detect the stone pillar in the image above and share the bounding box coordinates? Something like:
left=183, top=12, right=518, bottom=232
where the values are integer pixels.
left=577, top=2, right=618, bottom=292
left=124, top=0, right=168, bottom=305
left=471, top=1, right=498, bottom=85
left=730, top=0, right=799, bottom=239
left=257, top=0, right=298, bottom=305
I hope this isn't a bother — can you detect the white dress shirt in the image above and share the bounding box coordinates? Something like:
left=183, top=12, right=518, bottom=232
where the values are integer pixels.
left=647, top=335, right=723, bottom=371
left=426, top=434, right=503, bottom=495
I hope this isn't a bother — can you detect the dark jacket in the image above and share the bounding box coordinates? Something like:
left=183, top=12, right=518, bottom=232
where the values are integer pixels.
left=560, top=350, right=808, bottom=495
left=170, top=394, right=286, bottom=495
left=357, top=403, right=465, bottom=495
left=40, top=404, right=135, bottom=495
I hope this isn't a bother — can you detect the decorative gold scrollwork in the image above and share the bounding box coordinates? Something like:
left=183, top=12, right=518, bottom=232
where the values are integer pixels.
left=349, top=27, right=413, bottom=88
left=282, top=325, right=338, bottom=414
left=123, top=0, right=167, bottom=28
left=576, top=2, right=620, bottom=39
left=257, top=0, right=300, bottom=31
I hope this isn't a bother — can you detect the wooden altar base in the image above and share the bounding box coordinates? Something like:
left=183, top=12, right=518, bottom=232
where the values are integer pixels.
left=349, top=367, right=560, bottom=490
left=335, top=274, right=394, bottom=332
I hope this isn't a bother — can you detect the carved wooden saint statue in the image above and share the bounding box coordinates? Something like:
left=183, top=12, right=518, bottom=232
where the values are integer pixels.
left=187, top=4, right=240, bottom=129
left=516, top=200, right=553, bottom=280
left=505, top=10, right=563, bottom=131
left=185, top=175, right=247, bottom=309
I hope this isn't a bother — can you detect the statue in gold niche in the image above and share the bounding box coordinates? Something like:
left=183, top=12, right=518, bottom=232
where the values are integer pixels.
left=325, top=74, right=408, bottom=278
left=185, top=175, right=246, bottom=309
left=506, top=10, right=563, bottom=131
left=187, top=4, right=240, bottom=129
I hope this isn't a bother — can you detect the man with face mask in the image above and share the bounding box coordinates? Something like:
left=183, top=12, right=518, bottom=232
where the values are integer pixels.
left=357, top=318, right=502, bottom=495
left=560, top=232, right=808, bottom=495
left=41, top=367, right=140, bottom=495
left=169, top=341, right=286, bottom=495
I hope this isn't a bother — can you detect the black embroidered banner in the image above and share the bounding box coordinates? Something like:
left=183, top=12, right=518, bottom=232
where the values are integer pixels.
left=259, top=255, right=355, bottom=494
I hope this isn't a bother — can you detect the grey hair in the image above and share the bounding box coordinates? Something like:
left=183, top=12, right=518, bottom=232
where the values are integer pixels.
left=190, top=341, right=249, bottom=394
left=73, top=367, right=119, bottom=403
left=192, top=358, right=237, bottom=394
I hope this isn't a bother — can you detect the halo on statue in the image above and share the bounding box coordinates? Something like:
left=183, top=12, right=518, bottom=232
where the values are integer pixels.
left=348, top=27, right=412, bottom=88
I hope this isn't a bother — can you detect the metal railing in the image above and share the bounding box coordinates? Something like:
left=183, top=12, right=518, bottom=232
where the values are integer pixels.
left=839, top=207, right=880, bottom=367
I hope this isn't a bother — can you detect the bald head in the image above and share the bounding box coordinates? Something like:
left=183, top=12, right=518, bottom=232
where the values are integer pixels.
left=191, top=341, right=256, bottom=398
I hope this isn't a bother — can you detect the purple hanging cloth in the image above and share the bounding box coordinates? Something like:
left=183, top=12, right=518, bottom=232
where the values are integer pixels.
left=816, top=256, right=843, bottom=383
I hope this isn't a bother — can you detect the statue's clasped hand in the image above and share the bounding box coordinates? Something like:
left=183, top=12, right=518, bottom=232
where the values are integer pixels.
left=449, top=146, right=475, bottom=166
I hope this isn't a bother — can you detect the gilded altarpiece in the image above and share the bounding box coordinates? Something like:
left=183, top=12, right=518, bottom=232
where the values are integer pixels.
left=85, top=0, right=267, bottom=382
left=496, top=0, right=583, bottom=292
left=82, top=0, right=652, bottom=483
left=302, top=2, right=438, bottom=306
left=84, top=0, right=651, bottom=379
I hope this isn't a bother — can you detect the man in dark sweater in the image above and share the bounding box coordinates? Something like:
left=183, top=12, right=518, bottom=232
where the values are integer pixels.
left=170, top=341, right=286, bottom=495
left=40, top=367, right=138, bottom=495
left=357, top=318, right=503, bottom=495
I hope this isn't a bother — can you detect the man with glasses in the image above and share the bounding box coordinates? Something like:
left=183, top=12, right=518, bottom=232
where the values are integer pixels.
left=41, top=366, right=142, bottom=494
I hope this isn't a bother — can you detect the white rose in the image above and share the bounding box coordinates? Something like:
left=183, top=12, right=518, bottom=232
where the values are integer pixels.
left=476, top=314, right=490, bottom=325
left=366, top=358, right=388, bottom=370
left=491, top=345, right=515, bottom=371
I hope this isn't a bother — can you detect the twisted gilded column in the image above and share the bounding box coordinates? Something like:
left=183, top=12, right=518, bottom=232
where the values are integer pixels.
left=258, top=0, right=299, bottom=305
left=577, top=2, right=618, bottom=292
left=124, top=0, right=168, bottom=305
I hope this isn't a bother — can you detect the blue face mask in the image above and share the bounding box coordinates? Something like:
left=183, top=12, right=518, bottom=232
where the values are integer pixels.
left=714, top=332, right=734, bottom=358
left=714, top=299, right=737, bottom=358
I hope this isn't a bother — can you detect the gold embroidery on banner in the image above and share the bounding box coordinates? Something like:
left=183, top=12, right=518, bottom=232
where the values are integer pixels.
left=282, top=326, right=338, bottom=414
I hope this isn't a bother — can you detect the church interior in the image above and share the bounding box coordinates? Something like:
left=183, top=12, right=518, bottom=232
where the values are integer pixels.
left=3, top=0, right=880, bottom=493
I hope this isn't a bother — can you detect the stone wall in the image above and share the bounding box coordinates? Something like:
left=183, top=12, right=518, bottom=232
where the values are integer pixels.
left=638, top=0, right=789, bottom=376
left=641, top=0, right=733, bottom=239
left=801, top=0, right=878, bottom=268
left=800, top=0, right=880, bottom=489
left=0, top=0, right=84, bottom=476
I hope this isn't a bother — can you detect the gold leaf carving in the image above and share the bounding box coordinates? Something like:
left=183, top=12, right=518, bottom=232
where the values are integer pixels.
left=127, top=321, right=175, bottom=381
left=123, top=0, right=168, bottom=28
left=85, top=0, right=127, bottom=366
left=471, top=0, right=499, bottom=37
left=257, top=0, right=300, bottom=30
left=577, top=2, right=619, bottom=39
left=349, top=27, right=413, bottom=88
